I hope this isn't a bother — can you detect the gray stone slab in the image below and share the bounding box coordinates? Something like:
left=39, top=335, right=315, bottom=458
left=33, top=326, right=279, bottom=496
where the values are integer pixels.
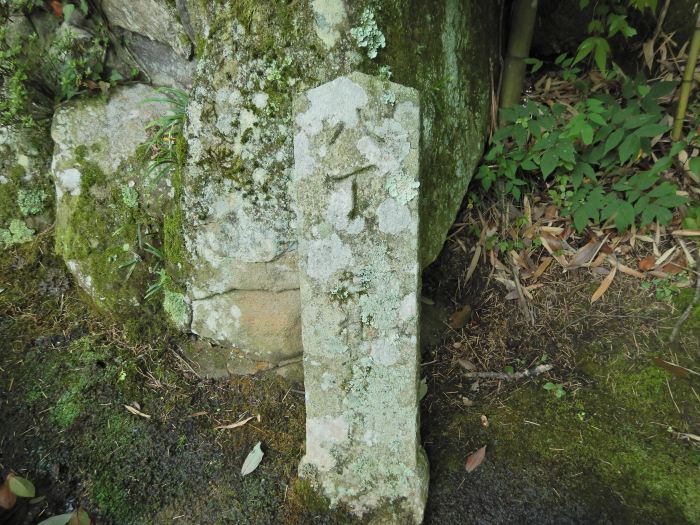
left=294, top=72, right=428, bottom=523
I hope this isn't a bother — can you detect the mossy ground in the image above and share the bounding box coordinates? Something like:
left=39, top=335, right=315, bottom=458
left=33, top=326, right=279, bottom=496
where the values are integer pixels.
left=0, top=236, right=357, bottom=524
left=2, top=227, right=697, bottom=524
left=420, top=207, right=700, bottom=524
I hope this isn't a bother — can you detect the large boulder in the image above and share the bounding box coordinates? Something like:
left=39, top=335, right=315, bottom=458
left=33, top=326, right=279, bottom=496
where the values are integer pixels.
left=99, top=0, right=195, bottom=89
left=50, top=84, right=177, bottom=322
left=176, top=0, right=500, bottom=370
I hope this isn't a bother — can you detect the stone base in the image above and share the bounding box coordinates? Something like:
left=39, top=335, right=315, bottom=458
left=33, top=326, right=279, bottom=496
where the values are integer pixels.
left=182, top=340, right=303, bottom=383
left=299, top=447, right=429, bottom=524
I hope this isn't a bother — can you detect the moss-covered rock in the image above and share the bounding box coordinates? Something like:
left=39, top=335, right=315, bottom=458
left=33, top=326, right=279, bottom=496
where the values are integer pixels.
left=50, top=84, right=174, bottom=324
left=179, top=0, right=500, bottom=368
left=0, top=124, right=53, bottom=246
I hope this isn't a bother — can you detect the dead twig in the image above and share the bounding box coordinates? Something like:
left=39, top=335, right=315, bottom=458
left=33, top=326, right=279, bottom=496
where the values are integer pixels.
left=463, top=364, right=553, bottom=381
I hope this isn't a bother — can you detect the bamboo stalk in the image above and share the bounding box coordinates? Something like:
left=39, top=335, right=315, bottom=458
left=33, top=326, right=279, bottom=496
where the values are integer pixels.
left=672, top=10, right=700, bottom=141
left=499, top=0, right=539, bottom=126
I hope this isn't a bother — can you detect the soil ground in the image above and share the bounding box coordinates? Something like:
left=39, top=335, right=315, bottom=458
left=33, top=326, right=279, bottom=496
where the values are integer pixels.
left=1, top=201, right=698, bottom=524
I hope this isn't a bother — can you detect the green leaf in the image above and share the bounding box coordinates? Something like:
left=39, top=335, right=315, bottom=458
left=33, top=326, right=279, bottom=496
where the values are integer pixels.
left=689, top=157, right=700, bottom=178
left=623, top=114, right=656, bottom=129
left=556, top=140, right=577, bottom=164
left=635, top=123, right=669, bottom=138
left=9, top=475, right=35, bottom=498
left=573, top=37, right=598, bottom=65
left=588, top=112, right=607, bottom=126
left=612, top=200, right=635, bottom=231
left=63, top=3, right=75, bottom=20
left=37, top=514, right=73, bottom=525
left=540, top=150, right=559, bottom=179
left=581, top=123, right=594, bottom=145
left=79, top=0, right=88, bottom=15
left=543, top=382, right=556, bottom=391
left=619, top=134, right=640, bottom=163
left=593, top=38, right=611, bottom=72
left=603, top=128, right=624, bottom=154
left=241, top=442, right=264, bottom=476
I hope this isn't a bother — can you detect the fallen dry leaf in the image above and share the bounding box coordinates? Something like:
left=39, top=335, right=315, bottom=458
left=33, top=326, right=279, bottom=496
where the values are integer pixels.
left=449, top=305, right=473, bottom=329
left=654, top=246, right=677, bottom=268
left=638, top=255, right=657, bottom=271
left=651, top=357, right=691, bottom=378
left=465, top=445, right=487, bottom=473
left=617, top=262, right=646, bottom=279
left=50, top=0, right=63, bottom=17
left=672, top=229, right=700, bottom=237
left=529, top=257, right=552, bottom=281
left=216, top=415, right=254, bottom=430
left=591, top=260, right=617, bottom=303
left=457, top=358, right=476, bottom=371
left=0, top=476, right=16, bottom=510
left=124, top=405, right=151, bottom=419
left=566, top=235, right=608, bottom=270
left=464, top=245, right=481, bottom=285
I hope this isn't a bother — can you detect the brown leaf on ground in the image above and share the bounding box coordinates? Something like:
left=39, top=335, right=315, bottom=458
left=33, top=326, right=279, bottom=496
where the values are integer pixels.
left=617, top=262, right=646, bottom=279
left=566, top=235, right=608, bottom=270
left=638, top=255, right=657, bottom=271
left=216, top=415, right=254, bottom=430
left=651, top=357, right=690, bottom=378
left=660, top=253, right=687, bottom=275
left=529, top=257, right=552, bottom=281
left=457, top=358, right=477, bottom=371
left=672, top=229, right=700, bottom=237
left=50, top=0, right=63, bottom=17
left=465, top=445, right=487, bottom=473
left=544, top=204, right=558, bottom=219
left=591, top=260, right=617, bottom=303
left=124, top=404, right=151, bottom=419
left=68, top=508, right=93, bottom=525
left=0, top=476, right=17, bottom=510
left=540, top=232, right=563, bottom=251
left=449, top=305, right=473, bottom=329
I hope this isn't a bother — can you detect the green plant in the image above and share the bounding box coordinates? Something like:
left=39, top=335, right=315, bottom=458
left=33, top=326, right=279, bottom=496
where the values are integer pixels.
left=640, top=273, right=689, bottom=301
left=543, top=382, right=566, bottom=398
left=48, top=27, right=108, bottom=101
left=143, top=87, right=188, bottom=186
left=575, top=0, right=657, bottom=73
left=478, top=78, right=690, bottom=232
left=682, top=204, right=700, bottom=229
left=145, top=268, right=170, bottom=300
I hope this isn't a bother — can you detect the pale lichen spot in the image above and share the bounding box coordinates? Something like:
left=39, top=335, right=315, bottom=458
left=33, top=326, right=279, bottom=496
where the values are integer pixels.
left=370, top=337, right=401, bottom=366
left=307, top=233, right=353, bottom=281
left=377, top=198, right=412, bottom=235
left=399, top=292, right=417, bottom=321
left=296, top=78, right=368, bottom=136
left=311, top=0, right=348, bottom=50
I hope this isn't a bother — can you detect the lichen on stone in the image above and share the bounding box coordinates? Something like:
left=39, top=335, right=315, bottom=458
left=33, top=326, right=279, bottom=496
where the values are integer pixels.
left=0, top=218, right=34, bottom=248
left=350, top=8, right=386, bottom=59
left=120, top=183, right=139, bottom=209
left=17, top=187, right=47, bottom=216
left=381, top=91, right=396, bottom=106
left=385, top=171, right=419, bottom=205
left=163, top=289, right=191, bottom=329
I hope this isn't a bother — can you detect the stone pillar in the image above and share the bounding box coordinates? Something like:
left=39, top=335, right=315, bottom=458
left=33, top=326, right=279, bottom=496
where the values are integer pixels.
left=294, top=72, right=428, bottom=523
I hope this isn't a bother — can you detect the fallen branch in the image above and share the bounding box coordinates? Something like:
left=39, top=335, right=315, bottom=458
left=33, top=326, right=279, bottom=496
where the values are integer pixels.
left=669, top=271, right=700, bottom=345
left=463, top=364, right=553, bottom=381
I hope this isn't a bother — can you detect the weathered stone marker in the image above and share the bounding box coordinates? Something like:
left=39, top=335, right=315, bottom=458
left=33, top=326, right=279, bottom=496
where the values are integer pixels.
left=294, top=72, right=428, bottom=523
